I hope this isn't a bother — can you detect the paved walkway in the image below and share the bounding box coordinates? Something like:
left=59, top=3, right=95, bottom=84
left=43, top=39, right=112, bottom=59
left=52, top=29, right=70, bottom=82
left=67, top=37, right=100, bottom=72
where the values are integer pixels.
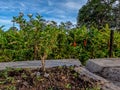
left=0, top=59, right=81, bottom=70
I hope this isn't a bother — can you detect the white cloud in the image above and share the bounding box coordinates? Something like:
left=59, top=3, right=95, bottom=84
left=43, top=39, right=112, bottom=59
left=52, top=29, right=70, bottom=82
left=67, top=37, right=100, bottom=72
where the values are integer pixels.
left=20, top=2, right=25, bottom=7
left=0, top=19, right=12, bottom=30
left=112, top=0, right=119, bottom=7
left=47, top=0, right=53, bottom=6
left=0, top=0, right=87, bottom=30
left=0, top=1, right=21, bottom=12
left=64, top=1, right=82, bottom=10
left=0, top=19, right=11, bottom=24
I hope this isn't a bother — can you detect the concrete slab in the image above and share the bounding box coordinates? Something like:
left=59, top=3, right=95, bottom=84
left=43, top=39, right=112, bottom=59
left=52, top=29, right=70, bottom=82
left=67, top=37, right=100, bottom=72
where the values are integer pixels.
left=0, top=59, right=81, bottom=70
left=86, top=58, right=120, bottom=87
left=86, top=58, right=120, bottom=72
left=75, top=67, right=120, bottom=90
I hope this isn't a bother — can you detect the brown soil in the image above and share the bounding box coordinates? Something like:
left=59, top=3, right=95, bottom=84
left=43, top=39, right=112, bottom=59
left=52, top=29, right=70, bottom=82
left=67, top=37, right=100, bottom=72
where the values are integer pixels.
left=0, top=66, right=100, bottom=90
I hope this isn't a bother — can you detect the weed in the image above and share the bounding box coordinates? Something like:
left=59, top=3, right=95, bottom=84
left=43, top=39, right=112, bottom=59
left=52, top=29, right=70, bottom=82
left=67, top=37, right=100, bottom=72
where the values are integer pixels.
left=4, top=85, right=16, bottom=90
left=65, top=83, right=72, bottom=89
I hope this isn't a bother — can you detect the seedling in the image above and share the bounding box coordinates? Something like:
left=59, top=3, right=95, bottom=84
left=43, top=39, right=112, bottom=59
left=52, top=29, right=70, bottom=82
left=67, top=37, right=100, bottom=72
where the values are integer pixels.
left=65, top=83, right=72, bottom=89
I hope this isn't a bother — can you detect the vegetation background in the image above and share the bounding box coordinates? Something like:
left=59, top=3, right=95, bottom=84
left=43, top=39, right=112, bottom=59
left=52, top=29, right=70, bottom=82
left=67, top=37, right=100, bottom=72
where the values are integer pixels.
left=0, top=0, right=120, bottom=64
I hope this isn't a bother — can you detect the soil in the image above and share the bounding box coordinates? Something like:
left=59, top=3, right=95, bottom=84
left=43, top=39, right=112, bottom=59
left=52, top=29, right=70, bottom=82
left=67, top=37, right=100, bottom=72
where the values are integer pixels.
left=0, top=65, right=100, bottom=90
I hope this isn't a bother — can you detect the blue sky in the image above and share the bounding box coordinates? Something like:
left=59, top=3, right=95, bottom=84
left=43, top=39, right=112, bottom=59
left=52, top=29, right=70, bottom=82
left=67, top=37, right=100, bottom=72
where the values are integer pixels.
left=0, top=0, right=87, bottom=30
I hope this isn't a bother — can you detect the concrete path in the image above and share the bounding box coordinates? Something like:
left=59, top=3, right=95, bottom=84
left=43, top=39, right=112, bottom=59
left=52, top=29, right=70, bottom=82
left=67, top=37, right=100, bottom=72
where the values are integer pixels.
left=86, top=58, right=120, bottom=87
left=0, top=59, right=81, bottom=70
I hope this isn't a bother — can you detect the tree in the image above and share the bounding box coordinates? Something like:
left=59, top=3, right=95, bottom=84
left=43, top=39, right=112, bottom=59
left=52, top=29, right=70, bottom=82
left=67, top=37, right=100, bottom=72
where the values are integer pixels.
left=0, top=27, right=7, bottom=61
left=77, top=0, right=120, bottom=29
left=13, top=13, right=59, bottom=73
left=13, top=12, right=26, bottom=30
left=59, top=21, right=73, bottom=30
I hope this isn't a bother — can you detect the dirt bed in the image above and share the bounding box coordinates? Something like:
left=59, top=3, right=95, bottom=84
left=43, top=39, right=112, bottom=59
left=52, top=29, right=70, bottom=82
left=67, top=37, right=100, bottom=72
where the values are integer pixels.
left=0, top=66, right=100, bottom=90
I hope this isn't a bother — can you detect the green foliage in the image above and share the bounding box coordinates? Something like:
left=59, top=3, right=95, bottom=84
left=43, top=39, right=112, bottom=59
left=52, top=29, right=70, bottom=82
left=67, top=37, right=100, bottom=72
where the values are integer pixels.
left=77, top=0, right=120, bottom=29
left=65, top=83, right=72, bottom=89
left=86, top=87, right=101, bottom=90
left=0, top=13, right=120, bottom=65
left=3, top=86, right=16, bottom=90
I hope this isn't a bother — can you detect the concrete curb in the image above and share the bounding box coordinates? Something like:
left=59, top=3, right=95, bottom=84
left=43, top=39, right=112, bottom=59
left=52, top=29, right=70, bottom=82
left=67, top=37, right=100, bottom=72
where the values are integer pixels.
left=0, top=59, right=81, bottom=70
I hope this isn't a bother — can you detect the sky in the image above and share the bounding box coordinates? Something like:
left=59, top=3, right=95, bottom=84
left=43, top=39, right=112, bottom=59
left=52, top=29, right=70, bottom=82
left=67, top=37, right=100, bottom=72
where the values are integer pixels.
left=0, top=0, right=87, bottom=30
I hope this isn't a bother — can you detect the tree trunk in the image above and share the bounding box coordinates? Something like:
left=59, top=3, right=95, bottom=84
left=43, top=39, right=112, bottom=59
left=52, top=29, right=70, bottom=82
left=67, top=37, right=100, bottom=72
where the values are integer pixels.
left=34, top=44, right=38, bottom=60
left=41, top=53, right=47, bottom=73
left=109, top=30, right=114, bottom=58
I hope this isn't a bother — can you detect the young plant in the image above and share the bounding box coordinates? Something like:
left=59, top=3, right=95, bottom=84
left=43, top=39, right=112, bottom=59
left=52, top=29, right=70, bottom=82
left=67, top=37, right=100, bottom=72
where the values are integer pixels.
left=38, top=25, right=59, bottom=72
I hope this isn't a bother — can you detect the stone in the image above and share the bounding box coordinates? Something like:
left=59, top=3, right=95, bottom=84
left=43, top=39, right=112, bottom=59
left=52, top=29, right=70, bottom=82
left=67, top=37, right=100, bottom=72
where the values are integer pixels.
left=86, top=58, right=120, bottom=87
left=36, top=72, right=41, bottom=76
left=102, top=67, right=120, bottom=81
left=86, top=58, right=120, bottom=73
left=44, top=73, right=49, bottom=78
left=74, top=67, right=120, bottom=90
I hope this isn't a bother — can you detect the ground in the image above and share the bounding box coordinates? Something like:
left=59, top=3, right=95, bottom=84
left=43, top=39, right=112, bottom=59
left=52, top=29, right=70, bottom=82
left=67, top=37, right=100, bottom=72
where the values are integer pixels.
left=0, top=65, right=100, bottom=90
